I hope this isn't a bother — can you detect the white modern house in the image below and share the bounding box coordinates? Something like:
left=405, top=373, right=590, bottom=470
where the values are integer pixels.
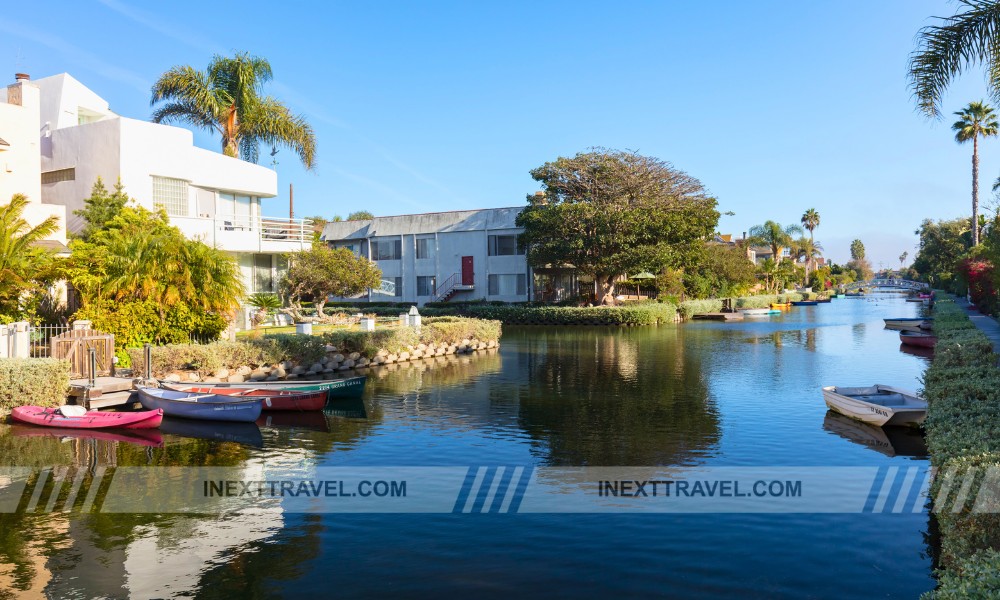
left=33, top=73, right=311, bottom=308
left=322, top=208, right=539, bottom=305
left=0, top=73, right=67, bottom=245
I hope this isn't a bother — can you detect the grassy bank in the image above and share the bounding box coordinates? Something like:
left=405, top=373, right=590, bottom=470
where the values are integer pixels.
left=921, top=298, right=1000, bottom=598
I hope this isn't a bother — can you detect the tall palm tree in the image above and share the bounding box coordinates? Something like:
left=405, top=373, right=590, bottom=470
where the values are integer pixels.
left=800, top=208, right=820, bottom=242
left=0, top=194, right=60, bottom=316
left=953, top=101, right=998, bottom=246
left=151, top=52, right=316, bottom=169
left=747, top=221, right=803, bottom=264
left=791, top=237, right=823, bottom=284
left=908, top=1, right=1000, bottom=119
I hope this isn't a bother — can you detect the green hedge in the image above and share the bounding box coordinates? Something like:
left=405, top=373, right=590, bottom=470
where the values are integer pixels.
left=922, top=299, right=1000, bottom=598
left=0, top=359, right=70, bottom=412
left=437, top=303, right=678, bottom=325
left=129, top=317, right=503, bottom=376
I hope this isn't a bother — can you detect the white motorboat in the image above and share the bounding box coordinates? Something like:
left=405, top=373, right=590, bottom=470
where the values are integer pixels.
left=821, top=384, right=927, bottom=427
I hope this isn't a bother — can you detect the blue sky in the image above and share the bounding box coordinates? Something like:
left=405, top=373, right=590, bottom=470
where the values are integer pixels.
left=2, top=0, right=996, bottom=266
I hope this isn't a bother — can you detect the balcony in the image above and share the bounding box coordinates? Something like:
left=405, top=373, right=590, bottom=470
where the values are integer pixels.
left=171, top=215, right=314, bottom=253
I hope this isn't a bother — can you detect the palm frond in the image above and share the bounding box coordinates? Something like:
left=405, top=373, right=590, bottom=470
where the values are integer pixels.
left=242, top=96, right=317, bottom=170
left=151, top=100, right=220, bottom=133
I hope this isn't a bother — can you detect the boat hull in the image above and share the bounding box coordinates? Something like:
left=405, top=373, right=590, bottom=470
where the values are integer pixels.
left=899, top=332, right=937, bottom=348
left=739, top=308, right=770, bottom=316
left=791, top=301, right=818, bottom=306
left=770, top=303, right=791, bottom=309
left=165, top=376, right=367, bottom=399
left=821, top=385, right=927, bottom=427
left=162, top=384, right=327, bottom=411
left=10, top=406, right=163, bottom=430
left=883, top=318, right=932, bottom=332
left=137, top=387, right=262, bottom=423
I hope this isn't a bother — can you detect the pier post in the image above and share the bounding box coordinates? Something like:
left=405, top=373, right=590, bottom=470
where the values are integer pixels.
left=88, top=347, right=97, bottom=387
left=144, top=343, right=152, bottom=380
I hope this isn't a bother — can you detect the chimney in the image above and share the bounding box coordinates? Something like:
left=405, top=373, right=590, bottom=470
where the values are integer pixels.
left=14, top=73, right=29, bottom=82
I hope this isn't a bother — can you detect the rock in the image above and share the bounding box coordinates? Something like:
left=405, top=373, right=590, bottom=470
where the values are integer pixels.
left=236, top=365, right=252, bottom=376
left=322, top=368, right=335, bottom=374
left=447, top=345, right=457, bottom=354
left=250, top=374, right=266, bottom=382
left=227, top=374, right=245, bottom=383
left=372, top=355, right=385, bottom=365
left=387, top=353, right=398, bottom=364
left=460, top=339, right=471, bottom=347
left=291, top=365, right=306, bottom=375
left=377, top=349, right=389, bottom=358
left=187, top=372, right=201, bottom=382
left=273, top=365, right=287, bottom=378
left=410, top=350, right=422, bottom=359
left=286, top=374, right=299, bottom=379
left=325, top=344, right=337, bottom=352
left=214, top=368, right=230, bottom=379
left=398, top=352, right=410, bottom=362
left=203, top=377, right=221, bottom=383
left=165, top=373, right=182, bottom=383
left=342, top=359, right=355, bottom=369
left=487, top=340, right=496, bottom=348
left=266, top=375, right=279, bottom=381
left=282, top=360, right=294, bottom=370
left=417, top=343, right=427, bottom=352
left=436, top=348, right=446, bottom=356
left=338, top=363, right=351, bottom=371
left=333, top=353, right=345, bottom=363
left=310, top=363, right=323, bottom=373
left=458, top=344, right=469, bottom=353
left=348, top=352, right=360, bottom=361
left=356, top=357, right=369, bottom=367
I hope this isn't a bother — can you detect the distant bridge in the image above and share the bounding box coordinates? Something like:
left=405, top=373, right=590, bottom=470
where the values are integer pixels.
left=843, top=278, right=927, bottom=292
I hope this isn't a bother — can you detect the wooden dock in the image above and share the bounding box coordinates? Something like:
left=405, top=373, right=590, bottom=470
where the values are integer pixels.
left=68, top=377, right=140, bottom=410
left=692, top=312, right=744, bottom=321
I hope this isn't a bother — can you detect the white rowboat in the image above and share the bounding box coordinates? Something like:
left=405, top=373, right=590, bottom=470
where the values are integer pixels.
left=738, top=308, right=771, bottom=316
left=821, top=385, right=927, bottom=427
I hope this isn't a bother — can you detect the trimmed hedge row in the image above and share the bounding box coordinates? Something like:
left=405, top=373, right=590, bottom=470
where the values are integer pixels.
left=922, top=298, right=1000, bottom=599
left=128, top=317, right=502, bottom=376
left=0, top=359, right=71, bottom=413
left=438, top=303, right=678, bottom=326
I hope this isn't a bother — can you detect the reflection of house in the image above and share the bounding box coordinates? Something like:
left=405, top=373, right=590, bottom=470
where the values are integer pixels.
left=33, top=73, right=310, bottom=308
left=0, top=73, right=68, bottom=246
left=322, top=208, right=537, bottom=305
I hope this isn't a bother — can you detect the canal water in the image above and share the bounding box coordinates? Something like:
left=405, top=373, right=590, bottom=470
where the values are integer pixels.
left=0, top=295, right=934, bottom=598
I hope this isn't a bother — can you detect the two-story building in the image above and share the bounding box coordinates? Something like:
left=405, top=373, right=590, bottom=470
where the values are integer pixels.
left=33, top=73, right=311, bottom=319
left=322, top=208, right=539, bottom=305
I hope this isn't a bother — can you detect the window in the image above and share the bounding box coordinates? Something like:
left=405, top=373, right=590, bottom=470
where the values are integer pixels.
left=371, top=239, right=402, bottom=261
left=41, top=168, right=75, bottom=184
left=489, top=274, right=527, bottom=296
left=417, top=276, right=437, bottom=297
left=415, top=237, right=435, bottom=260
left=374, top=277, right=403, bottom=297
left=488, top=234, right=524, bottom=256
left=218, top=192, right=254, bottom=228
left=253, top=254, right=274, bottom=293
left=152, top=176, right=189, bottom=217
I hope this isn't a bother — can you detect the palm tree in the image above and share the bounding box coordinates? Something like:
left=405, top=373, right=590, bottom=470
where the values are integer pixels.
left=800, top=209, right=820, bottom=242
left=908, top=1, right=1000, bottom=119
left=791, top=237, right=823, bottom=284
left=747, top=221, right=803, bottom=264
left=899, top=251, right=908, bottom=272
left=151, top=52, right=316, bottom=169
left=0, top=194, right=61, bottom=316
left=953, top=101, right=998, bottom=246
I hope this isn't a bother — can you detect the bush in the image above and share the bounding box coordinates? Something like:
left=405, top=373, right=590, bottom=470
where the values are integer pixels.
left=436, top=303, right=677, bottom=325
left=678, top=299, right=723, bottom=319
left=0, top=359, right=70, bottom=412
left=921, top=298, right=1000, bottom=595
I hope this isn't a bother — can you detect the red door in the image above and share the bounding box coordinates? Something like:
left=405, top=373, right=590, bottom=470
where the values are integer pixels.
left=461, top=256, right=474, bottom=285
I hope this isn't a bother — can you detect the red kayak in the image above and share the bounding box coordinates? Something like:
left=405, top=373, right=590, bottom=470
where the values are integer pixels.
left=899, top=331, right=938, bottom=348
left=164, top=385, right=327, bottom=411
left=11, top=406, right=164, bottom=430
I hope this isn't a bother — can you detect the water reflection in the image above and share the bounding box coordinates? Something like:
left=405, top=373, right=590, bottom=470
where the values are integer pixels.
left=822, top=411, right=928, bottom=458
left=160, top=418, right=264, bottom=448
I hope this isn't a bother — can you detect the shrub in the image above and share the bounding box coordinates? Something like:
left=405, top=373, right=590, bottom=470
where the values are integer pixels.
left=0, top=359, right=70, bottom=412
left=931, top=549, right=1000, bottom=599
left=678, top=299, right=723, bottom=319
left=445, top=303, right=677, bottom=325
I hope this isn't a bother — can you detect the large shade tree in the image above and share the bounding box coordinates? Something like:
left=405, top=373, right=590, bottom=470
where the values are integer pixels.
left=151, top=52, right=316, bottom=169
left=516, top=149, right=719, bottom=305
left=281, top=244, right=382, bottom=320
left=747, top=221, right=803, bottom=264
left=952, top=101, right=998, bottom=246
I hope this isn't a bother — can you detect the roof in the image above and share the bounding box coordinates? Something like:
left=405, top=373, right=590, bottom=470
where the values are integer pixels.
left=322, top=207, right=524, bottom=241
left=0, top=137, right=8, bottom=146
left=31, top=240, right=71, bottom=254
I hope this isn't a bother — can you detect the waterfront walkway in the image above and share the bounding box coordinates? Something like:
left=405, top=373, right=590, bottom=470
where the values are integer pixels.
left=953, top=296, right=1000, bottom=361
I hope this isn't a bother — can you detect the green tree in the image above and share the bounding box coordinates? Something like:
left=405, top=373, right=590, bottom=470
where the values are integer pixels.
left=516, top=149, right=719, bottom=304
left=74, top=177, right=132, bottom=241
left=346, top=211, right=374, bottom=221
left=913, top=217, right=974, bottom=289
left=899, top=251, right=909, bottom=271
left=908, top=1, right=1000, bottom=118
left=953, top=101, right=999, bottom=246
left=281, top=244, right=382, bottom=319
left=0, top=194, right=61, bottom=320
left=685, top=244, right=757, bottom=298
left=151, top=52, right=316, bottom=169
left=850, top=239, right=866, bottom=260
left=747, top=221, right=803, bottom=264
left=791, top=237, right=823, bottom=285
left=801, top=208, right=820, bottom=241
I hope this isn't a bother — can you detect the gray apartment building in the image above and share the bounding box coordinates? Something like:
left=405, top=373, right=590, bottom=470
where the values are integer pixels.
left=322, top=207, right=561, bottom=305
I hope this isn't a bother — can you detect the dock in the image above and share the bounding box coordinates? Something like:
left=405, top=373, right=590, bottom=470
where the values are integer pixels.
left=692, top=312, right=744, bottom=321
left=68, top=377, right=140, bottom=410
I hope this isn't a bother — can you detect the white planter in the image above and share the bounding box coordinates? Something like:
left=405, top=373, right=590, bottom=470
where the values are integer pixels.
left=295, top=322, right=313, bottom=335
left=360, top=317, right=375, bottom=332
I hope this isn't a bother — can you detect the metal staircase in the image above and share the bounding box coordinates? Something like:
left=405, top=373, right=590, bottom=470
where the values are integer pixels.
left=434, top=273, right=474, bottom=302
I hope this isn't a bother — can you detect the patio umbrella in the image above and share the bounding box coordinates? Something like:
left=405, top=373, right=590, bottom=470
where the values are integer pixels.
left=629, top=272, right=656, bottom=298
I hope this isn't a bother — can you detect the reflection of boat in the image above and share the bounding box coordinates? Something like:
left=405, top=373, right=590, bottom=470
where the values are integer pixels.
left=792, top=300, right=818, bottom=306
left=899, top=331, right=937, bottom=348
left=325, top=397, right=368, bottom=419
left=8, top=423, right=164, bottom=447
left=739, top=308, right=770, bottom=316
left=770, top=302, right=791, bottom=309
left=767, top=309, right=782, bottom=315
left=177, top=375, right=367, bottom=399
left=906, top=297, right=923, bottom=303
left=11, top=406, right=163, bottom=430
left=822, top=411, right=928, bottom=457
left=159, top=417, right=264, bottom=447
left=162, top=384, right=326, bottom=411
left=138, top=387, right=262, bottom=422
left=899, top=343, right=935, bottom=359
left=256, top=411, right=330, bottom=432
left=883, top=317, right=932, bottom=331
left=821, top=385, right=927, bottom=426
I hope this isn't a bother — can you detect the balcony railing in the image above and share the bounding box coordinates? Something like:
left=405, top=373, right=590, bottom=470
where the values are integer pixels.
left=172, top=215, right=314, bottom=251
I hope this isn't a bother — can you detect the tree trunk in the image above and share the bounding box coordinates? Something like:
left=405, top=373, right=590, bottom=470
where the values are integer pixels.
left=599, top=275, right=617, bottom=305
left=223, top=104, right=240, bottom=158
left=973, top=136, right=980, bottom=246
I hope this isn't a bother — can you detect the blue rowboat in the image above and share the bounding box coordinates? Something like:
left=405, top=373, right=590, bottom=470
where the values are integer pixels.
left=791, top=300, right=818, bottom=306
left=137, top=387, right=262, bottom=423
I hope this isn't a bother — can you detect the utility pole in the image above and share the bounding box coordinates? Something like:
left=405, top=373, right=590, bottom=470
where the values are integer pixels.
left=289, top=183, right=294, bottom=221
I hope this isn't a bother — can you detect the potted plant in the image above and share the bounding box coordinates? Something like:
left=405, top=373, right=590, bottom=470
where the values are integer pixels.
left=247, top=293, right=281, bottom=329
